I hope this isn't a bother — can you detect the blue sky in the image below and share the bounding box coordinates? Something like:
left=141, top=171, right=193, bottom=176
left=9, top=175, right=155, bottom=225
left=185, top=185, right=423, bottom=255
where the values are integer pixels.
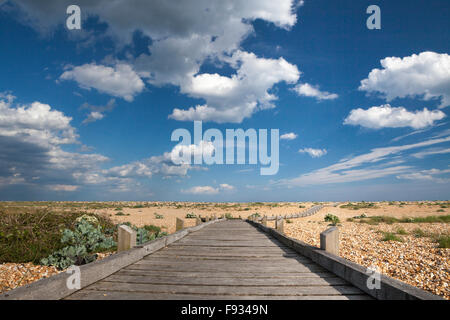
left=0, top=0, right=449, bottom=201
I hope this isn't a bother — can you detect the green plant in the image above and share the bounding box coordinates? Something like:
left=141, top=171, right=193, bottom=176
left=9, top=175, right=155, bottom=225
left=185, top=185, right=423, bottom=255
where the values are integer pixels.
left=286, top=219, right=293, bottom=224
left=324, top=214, right=340, bottom=226
left=185, top=213, right=197, bottom=218
left=437, top=209, right=445, bottom=212
left=225, top=213, right=233, bottom=219
left=154, top=213, right=164, bottom=219
left=396, top=227, right=408, bottom=235
left=40, top=219, right=116, bottom=270
left=412, top=228, right=426, bottom=238
left=0, top=210, right=114, bottom=264
left=115, top=211, right=125, bottom=216
left=381, top=232, right=403, bottom=242
left=436, top=235, right=450, bottom=248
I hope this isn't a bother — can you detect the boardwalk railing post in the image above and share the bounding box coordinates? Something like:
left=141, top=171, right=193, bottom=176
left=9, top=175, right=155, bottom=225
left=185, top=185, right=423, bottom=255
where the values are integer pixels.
left=196, top=217, right=202, bottom=226
left=275, top=218, right=284, bottom=234
left=176, top=217, right=184, bottom=231
left=320, top=226, right=339, bottom=256
left=262, top=216, right=267, bottom=226
left=117, top=224, right=136, bottom=252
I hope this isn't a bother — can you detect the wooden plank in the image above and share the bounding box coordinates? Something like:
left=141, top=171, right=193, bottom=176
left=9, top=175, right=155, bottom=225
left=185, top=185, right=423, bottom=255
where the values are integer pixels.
left=83, top=282, right=365, bottom=296
left=164, top=246, right=295, bottom=253
left=114, top=269, right=337, bottom=279
left=104, top=274, right=350, bottom=286
left=134, top=258, right=320, bottom=268
left=66, top=290, right=372, bottom=300
left=142, top=255, right=316, bottom=264
left=126, top=262, right=326, bottom=273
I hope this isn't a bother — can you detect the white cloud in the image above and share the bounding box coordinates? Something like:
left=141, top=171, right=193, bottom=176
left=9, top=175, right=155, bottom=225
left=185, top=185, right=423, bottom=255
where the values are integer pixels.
left=49, top=184, right=79, bottom=191
left=169, top=51, right=300, bottom=123
left=299, top=148, right=327, bottom=158
left=219, top=183, right=235, bottom=191
left=170, top=140, right=215, bottom=165
left=280, top=132, right=298, bottom=140
left=344, top=104, right=446, bottom=129
left=280, top=136, right=450, bottom=187
left=412, top=147, right=450, bottom=159
left=182, top=186, right=220, bottom=195
left=6, top=0, right=304, bottom=122
left=80, top=99, right=116, bottom=124
left=397, top=168, right=450, bottom=183
left=359, top=51, right=450, bottom=108
left=82, top=111, right=104, bottom=124
left=60, top=63, right=144, bottom=101
left=0, top=94, right=109, bottom=191
left=293, top=83, right=338, bottom=100
left=0, top=98, right=77, bottom=146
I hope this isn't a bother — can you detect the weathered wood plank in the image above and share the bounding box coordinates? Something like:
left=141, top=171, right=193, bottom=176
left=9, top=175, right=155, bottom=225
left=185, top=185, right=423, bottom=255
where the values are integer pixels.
left=104, top=274, right=349, bottom=286
left=115, top=269, right=337, bottom=279
left=66, top=290, right=372, bottom=300
left=83, top=282, right=365, bottom=296
left=142, top=255, right=316, bottom=264
left=126, top=262, right=327, bottom=273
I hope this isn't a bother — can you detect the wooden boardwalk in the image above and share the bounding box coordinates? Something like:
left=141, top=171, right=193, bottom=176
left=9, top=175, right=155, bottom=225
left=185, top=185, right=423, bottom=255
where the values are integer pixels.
left=66, top=220, right=371, bottom=300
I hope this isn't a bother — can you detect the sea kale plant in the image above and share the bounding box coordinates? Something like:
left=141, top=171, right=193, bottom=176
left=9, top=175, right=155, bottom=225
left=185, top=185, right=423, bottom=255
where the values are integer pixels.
left=40, top=218, right=116, bottom=270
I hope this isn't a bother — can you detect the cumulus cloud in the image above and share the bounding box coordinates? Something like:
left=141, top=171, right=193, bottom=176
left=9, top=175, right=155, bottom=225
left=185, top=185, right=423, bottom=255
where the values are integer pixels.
left=359, top=52, right=450, bottom=108
left=298, top=148, right=327, bottom=158
left=169, top=51, right=300, bottom=123
left=181, top=183, right=235, bottom=195
left=6, top=0, right=301, bottom=121
left=280, top=132, right=298, bottom=140
left=0, top=95, right=108, bottom=191
left=60, top=63, right=144, bottom=101
left=344, top=104, right=446, bottom=129
left=181, top=186, right=220, bottom=195
left=293, top=83, right=338, bottom=100
left=219, top=183, right=235, bottom=191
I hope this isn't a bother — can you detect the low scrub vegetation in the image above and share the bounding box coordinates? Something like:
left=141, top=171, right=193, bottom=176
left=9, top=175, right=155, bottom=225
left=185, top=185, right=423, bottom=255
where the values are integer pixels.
left=40, top=217, right=116, bottom=270
left=324, top=214, right=340, bottom=226
left=435, top=235, right=450, bottom=248
left=340, top=202, right=378, bottom=210
left=357, top=215, right=450, bottom=225
left=381, top=232, right=403, bottom=242
left=0, top=210, right=114, bottom=265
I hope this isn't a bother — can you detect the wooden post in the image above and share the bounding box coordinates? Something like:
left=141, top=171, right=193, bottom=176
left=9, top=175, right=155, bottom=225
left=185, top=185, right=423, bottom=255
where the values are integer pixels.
left=320, top=227, right=339, bottom=256
left=205, top=216, right=210, bottom=222
left=275, top=218, right=284, bottom=234
left=262, top=216, right=267, bottom=226
left=117, top=225, right=136, bottom=252
left=176, top=217, right=184, bottom=231
left=195, top=217, right=202, bottom=226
